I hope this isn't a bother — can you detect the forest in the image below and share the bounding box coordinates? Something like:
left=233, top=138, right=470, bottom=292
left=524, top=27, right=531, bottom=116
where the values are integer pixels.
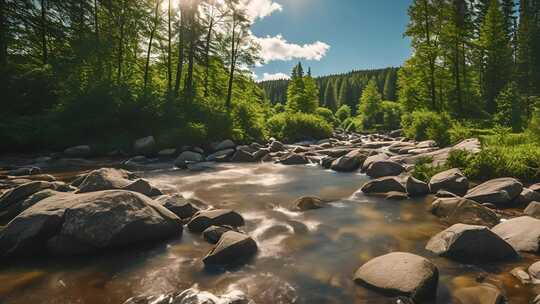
left=1, top=0, right=540, bottom=171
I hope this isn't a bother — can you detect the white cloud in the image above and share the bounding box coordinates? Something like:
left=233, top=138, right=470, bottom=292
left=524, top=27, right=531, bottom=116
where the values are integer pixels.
left=255, top=34, right=330, bottom=62
left=259, top=72, right=290, bottom=81
left=240, top=0, right=282, bottom=21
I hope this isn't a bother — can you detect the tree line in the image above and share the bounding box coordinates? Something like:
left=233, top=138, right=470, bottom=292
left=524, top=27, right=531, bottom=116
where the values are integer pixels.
left=0, top=0, right=267, bottom=152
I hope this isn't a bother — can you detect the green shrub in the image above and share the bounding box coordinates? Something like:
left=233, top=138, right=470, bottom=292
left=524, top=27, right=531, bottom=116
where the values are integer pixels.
left=232, top=100, right=266, bottom=143
left=315, top=107, right=337, bottom=126
left=267, top=112, right=333, bottom=142
left=157, top=123, right=208, bottom=148
left=402, top=110, right=453, bottom=146
left=335, top=105, right=352, bottom=123
left=449, top=122, right=473, bottom=144
left=380, top=101, right=402, bottom=131
left=412, top=156, right=449, bottom=182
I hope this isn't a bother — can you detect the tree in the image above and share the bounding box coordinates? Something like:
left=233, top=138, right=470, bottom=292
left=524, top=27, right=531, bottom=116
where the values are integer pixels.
left=495, top=81, right=522, bottom=131
left=324, top=80, right=337, bottom=111
left=383, top=69, right=397, bottom=101
left=143, top=0, right=163, bottom=90
left=479, top=0, right=513, bottom=114
left=286, top=62, right=318, bottom=113
left=357, top=79, right=383, bottom=128
left=338, top=79, right=354, bottom=109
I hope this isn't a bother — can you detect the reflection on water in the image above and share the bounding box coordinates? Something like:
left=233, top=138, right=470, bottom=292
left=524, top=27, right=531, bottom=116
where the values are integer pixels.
left=0, top=163, right=537, bottom=303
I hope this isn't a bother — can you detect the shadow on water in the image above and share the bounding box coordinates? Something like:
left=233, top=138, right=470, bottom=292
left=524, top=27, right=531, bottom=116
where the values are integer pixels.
left=0, top=162, right=537, bottom=303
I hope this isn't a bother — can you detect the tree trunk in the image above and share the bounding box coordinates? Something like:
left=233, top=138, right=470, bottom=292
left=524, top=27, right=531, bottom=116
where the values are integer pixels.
left=423, top=0, right=437, bottom=110
left=203, top=18, right=214, bottom=97
left=183, top=7, right=195, bottom=102
left=174, top=14, right=185, bottom=97
left=226, top=22, right=237, bottom=109
left=454, top=38, right=463, bottom=116
left=94, top=0, right=99, bottom=41
left=117, top=0, right=125, bottom=82
left=144, top=0, right=160, bottom=90
left=41, top=0, right=48, bottom=64
left=0, top=0, right=7, bottom=67
left=167, top=0, right=172, bottom=93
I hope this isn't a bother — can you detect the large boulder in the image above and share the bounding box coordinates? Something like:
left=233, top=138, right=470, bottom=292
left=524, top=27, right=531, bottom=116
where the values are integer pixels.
left=187, top=209, right=244, bottom=233
left=360, top=177, right=406, bottom=194
left=75, top=168, right=161, bottom=197
left=330, top=150, right=367, bottom=172
left=429, top=168, right=469, bottom=196
left=214, top=139, right=236, bottom=151
left=517, top=188, right=540, bottom=205
left=429, top=197, right=499, bottom=227
left=0, top=190, right=182, bottom=256
left=202, top=225, right=236, bottom=244
left=206, top=149, right=235, bottom=162
left=365, top=160, right=405, bottom=178
left=64, top=145, right=92, bottom=157
left=175, top=151, right=204, bottom=167
left=0, top=188, right=63, bottom=224
left=291, top=196, right=326, bottom=211
left=133, top=136, right=156, bottom=155
left=353, top=252, right=439, bottom=302
left=361, top=154, right=389, bottom=172
left=279, top=153, right=309, bottom=165
left=406, top=176, right=429, bottom=197
left=453, top=283, right=506, bottom=304
left=269, top=141, right=286, bottom=152
left=203, top=231, right=257, bottom=267
left=464, top=178, right=523, bottom=207
left=492, top=216, right=540, bottom=253
left=231, top=150, right=256, bottom=162
left=425, top=223, right=517, bottom=262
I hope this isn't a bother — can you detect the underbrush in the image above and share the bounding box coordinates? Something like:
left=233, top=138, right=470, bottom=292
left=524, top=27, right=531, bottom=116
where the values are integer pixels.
left=267, top=112, right=333, bottom=142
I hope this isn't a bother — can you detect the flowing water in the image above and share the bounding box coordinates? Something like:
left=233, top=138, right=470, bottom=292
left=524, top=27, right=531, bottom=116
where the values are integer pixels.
left=0, top=163, right=538, bottom=303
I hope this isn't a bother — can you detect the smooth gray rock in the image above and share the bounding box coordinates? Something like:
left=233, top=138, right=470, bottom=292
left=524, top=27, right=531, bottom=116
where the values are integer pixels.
left=525, top=202, right=540, bottom=218
left=406, top=176, right=429, bottom=196
left=453, top=283, right=506, bottom=304
left=492, top=216, right=540, bottom=253
left=517, top=188, right=540, bottom=205
left=426, top=223, right=517, bottom=262
left=280, top=153, right=309, bottom=165
left=429, top=197, right=499, bottom=227
left=203, top=231, right=257, bottom=266
left=156, top=194, right=203, bottom=219
left=215, top=139, right=236, bottom=151
left=353, top=252, right=438, bottom=302
left=187, top=209, right=244, bottom=233
left=75, top=168, right=160, bottom=197
left=330, top=150, right=367, bottom=172
left=366, top=160, right=405, bottom=178
left=175, top=151, right=204, bottom=167
left=360, top=177, right=406, bottom=194
left=134, top=136, right=156, bottom=155
left=269, top=141, right=286, bottom=152
left=465, top=178, right=523, bottom=207
left=291, top=196, right=326, bottom=211
left=231, top=150, right=256, bottom=162
left=206, top=149, right=235, bottom=162
left=0, top=190, right=182, bottom=256
left=429, top=168, right=469, bottom=196
left=361, top=154, right=389, bottom=172
left=202, top=225, right=235, bottom=244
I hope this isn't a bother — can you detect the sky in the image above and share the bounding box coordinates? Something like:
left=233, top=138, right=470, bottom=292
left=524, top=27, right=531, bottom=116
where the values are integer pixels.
left=247, top=0, right=413, bottom=81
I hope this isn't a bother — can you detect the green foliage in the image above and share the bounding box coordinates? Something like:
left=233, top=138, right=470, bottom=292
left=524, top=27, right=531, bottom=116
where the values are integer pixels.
left=527, top=108, right=540, bottom=144
left=357, top=79, right=382, bottom=128
left=380, top=101, right=402, bottom=131
left=267, top=113, right=333, bottom=142
left=495, top=82, right=523, bottom=131
left=231, top=100, right=266, bottom=143
left=286, top=63, right=319, bottom=114
left=412, top=156, right=449, bottom=182
left=315, top=107, right=337, bottom=126
left=402, top=110, right=453, bottom=146
left=157, top=123, right=208, bottom=148
left=335, top=105, right=352, bottom=123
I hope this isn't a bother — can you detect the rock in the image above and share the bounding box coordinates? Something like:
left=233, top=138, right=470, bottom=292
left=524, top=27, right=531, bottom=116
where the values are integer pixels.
left=123, top=288, right=255, bottom=304
left=366, top=160, right=405, bottom=178
left=291, top=196, right=326, bottom=211
left=0, top=190, right=182, bottom=256
left=280, top=153, right=308, bottom=165
left=331, top=150, right=367, bottom=172
left=429, top=197, right=499, bottom=227
left=75, top=168, right=160, bottom=197
left=361, top=154, right=389, bottom=172
left=360, top=177, right=406, bottom=194
left=492, top=216, right=540, bottom=253
left=231, top=150, right=256, bottom=162
left=203, top=231, right=257, bottom=267
left=465, top=178, right=523, bottom=207
left=385, top=191, right=409, bottom=200
left=157, top=148, right=176, bottom=158
left=215, top=139, right=236, bottom=151
left=269, top=141, right=286, bottom=152
left=416, top=140, right=437, bottom=149
left=202, top=225, right=235, bottom=244
left=0, top=181, right=58, bottom=221
left=389, top=129, right=403, bottom=138
left=206, top=149, right=235, bottom=162
left=64, top=145, right=91, bottom=157
left=425, top=223, right=517, bottom=262
left=453, top=283, right=506, bottom=304
left=0, top=189, right=63, bottom=223
left=187, top=209, right=244, bottom=233
left=353, top=252, right=438, bottom=302
left=511, top=267, right=532, bottom=284
left=406, top=176, right=429, bottom=197
left=292, top=146, right=310, bottom=153
left=320, top=156, right=335, bottom=169
left=7, top=167, right=41, bottom=176
left=253, top=149, right=270, bottom=160
left=429, top=168, right=469, bottom=196
left=530, top=183, right=540, bottom=193
left=134, top=136, right=156, bottom=155
left=517, top=188, right=540, bottom=205
left=435, top=190, right=460, bottom=198
left=525, top=202, right=540, bottom=218
left=528, top=261, right=540, bottom=281
left=175, top=151, right=204, bottom=167
left=156, top=194, right=201, bottom=219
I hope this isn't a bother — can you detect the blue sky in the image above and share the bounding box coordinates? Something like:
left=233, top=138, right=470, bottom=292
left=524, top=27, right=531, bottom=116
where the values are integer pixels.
left=249, top=0, right=412, bottom=81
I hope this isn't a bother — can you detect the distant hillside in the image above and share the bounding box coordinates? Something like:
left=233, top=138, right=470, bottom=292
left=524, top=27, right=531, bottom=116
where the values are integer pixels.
left=259, top=67, right=399, bottom=113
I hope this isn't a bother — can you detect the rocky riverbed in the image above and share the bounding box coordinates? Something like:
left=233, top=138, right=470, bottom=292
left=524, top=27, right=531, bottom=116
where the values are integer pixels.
left=1, top=132, right=540, bottom=303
